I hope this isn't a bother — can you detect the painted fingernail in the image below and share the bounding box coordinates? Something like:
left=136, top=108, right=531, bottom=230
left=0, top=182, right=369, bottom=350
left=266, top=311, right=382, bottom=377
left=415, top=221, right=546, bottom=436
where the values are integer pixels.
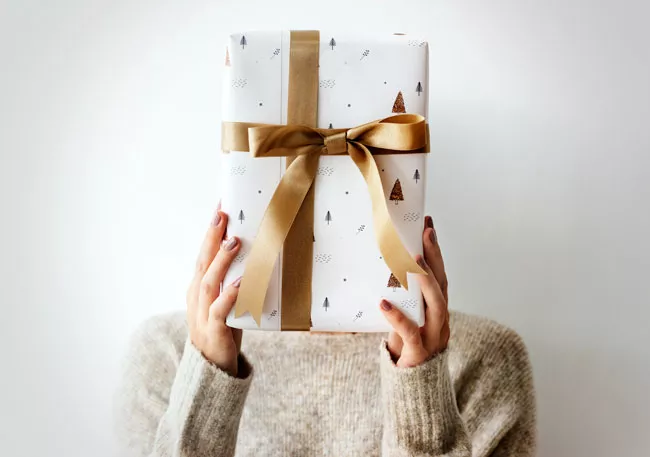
left=380, top=300, right=392, bottom=311
left=425, top=216, right=433, bottom=229
left=416, top=256, right=427, bottom=269
left=224, top=236, right=239, bottom=251
left=212, top=210, right=222, bottom=227
left=232, top=276, right=242, bottom=288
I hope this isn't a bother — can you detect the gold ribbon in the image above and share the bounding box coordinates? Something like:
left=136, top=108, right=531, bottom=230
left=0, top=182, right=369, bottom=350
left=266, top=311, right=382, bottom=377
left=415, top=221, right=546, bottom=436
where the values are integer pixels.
left=222, top=113, right=428, bottom=326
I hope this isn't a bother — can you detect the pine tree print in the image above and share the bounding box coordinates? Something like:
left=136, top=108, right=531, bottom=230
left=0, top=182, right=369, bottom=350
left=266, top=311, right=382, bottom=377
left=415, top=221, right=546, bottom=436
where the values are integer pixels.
left=360, top=49, right=370, bottom=60
left=329, top=38, right=336, bottom=50
left=325, top=210, right=332, bottom=225
left=416, top=81, right=423, bottom=96
left=225, top=47, right=231, bottom=67
left=353, top=311, right=363, bottom=321
left=413, top=169, right=420, bottom=183
left=323, top=297, right=330, bottom=311
left=238, top=210, right=245, bottom=224
left=392, top=91, right=406, bottom=113
left=389, top=179, right=404, bottom=204
left=270, top=48, right=280, bottom=59
left=240, top=35, right=247, bottom=49
left=387, top=273, right=401, bottom=291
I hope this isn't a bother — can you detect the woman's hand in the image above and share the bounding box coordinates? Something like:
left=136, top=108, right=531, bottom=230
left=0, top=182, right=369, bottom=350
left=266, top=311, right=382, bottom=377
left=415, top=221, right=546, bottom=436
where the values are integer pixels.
left=380, top=216, right=450, bottom=368
left=186, top=205, right=243, bottom=377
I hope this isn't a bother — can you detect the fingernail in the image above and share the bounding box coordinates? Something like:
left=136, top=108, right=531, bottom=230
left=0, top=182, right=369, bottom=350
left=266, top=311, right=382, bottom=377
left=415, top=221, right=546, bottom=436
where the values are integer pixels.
left=416, top=256, right=427, bottom=269
left=212, top=210, right=222, bottom=227
left=224, top=236, right=239, bottom=251
left=425, top=216, right=433, bottom=229
left=232, top=276, right=242, bottom=288
left=380, top=300, right=392, bottom=311
left=217, top=199, right=222, bottom=211
left=430, top=228, right=437, bottom=245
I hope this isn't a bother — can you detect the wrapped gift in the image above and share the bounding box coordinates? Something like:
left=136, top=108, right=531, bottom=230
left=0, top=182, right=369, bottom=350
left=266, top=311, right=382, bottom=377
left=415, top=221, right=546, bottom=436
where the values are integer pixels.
left=220, top=31, right=430, bottom=332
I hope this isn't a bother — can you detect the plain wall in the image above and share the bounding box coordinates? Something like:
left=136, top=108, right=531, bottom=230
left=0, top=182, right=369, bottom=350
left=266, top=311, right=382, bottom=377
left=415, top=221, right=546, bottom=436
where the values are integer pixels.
left=1, top=1, right=649, bottom=456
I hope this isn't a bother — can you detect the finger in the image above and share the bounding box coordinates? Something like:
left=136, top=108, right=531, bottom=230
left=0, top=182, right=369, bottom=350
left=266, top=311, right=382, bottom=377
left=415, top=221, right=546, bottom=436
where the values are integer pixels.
left=209, top=276, right=242, bottom=322
left=380, top=299, right=423, bottom=348
left=198, top=236, right=241, bottom=323
left=415, top=255, right=448, bottom=335
left=188, top=207, right=227, bottom=320
left=194, top=208, right=228, bottom=282
left=423, top=216, right=448, bottom=302
left=387, top=331, right=404, bottom=359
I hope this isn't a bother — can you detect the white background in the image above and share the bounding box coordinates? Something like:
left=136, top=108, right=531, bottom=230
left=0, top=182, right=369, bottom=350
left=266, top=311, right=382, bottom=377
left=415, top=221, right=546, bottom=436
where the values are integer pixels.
left=1, top=1, right=649, bottom=456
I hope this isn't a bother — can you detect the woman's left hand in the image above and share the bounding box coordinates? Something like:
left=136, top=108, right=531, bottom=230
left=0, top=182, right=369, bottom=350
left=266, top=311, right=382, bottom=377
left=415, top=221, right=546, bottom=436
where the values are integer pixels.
left=380, top=216, right=450, bottom=368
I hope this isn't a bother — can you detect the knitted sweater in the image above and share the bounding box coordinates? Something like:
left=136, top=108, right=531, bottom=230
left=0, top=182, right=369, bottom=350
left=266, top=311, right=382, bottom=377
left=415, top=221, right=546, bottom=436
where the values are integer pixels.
left=114, top=311, right=536, bottom=456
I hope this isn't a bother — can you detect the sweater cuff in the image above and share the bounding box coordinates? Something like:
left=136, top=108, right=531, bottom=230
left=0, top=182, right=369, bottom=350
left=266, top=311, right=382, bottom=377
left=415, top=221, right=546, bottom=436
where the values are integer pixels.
left=379, top=339, right=465, bottom=453
left=165, top=339, right=253, bottom=447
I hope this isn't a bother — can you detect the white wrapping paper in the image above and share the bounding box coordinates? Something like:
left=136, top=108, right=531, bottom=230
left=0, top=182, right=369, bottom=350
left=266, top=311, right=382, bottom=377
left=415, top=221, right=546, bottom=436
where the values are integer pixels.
left=221, top=31, right=429, bottom=332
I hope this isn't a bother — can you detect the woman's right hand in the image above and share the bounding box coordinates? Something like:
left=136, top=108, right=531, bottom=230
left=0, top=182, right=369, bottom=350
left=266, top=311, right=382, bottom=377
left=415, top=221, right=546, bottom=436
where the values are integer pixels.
left=186, top=205, right=243, bottom=377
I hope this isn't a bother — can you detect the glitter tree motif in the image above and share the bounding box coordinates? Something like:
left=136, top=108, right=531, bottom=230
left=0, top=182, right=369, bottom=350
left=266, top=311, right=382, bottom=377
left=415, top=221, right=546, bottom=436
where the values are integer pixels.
left=329, top=38, right=336, bottom=50
left=360, top=49, right=370, bottom=60
left=389, top=179, right=404, bottom=204
left=416, top=81, right=423, bottom=96
left=387, top=273, right=402, bottom=291
left=325, top=210, right=332, bottom=225
left=353, top=311, right=363, bottom=321
left=225, top=47, right=231, bottom=67
left=323, top=297, right=330, bottom=311
left=238, top=210, right=245, bottom=224
left=270, top=48, right=280, bottom=59
left=392, top=91, right=406, bottom=113
left=356, top=224, right=366, bottom=235
left=268, top=309, right=278, bottom=320
left=413, top=169, right=420, bottom=183
left=240, top=35, right=247, bottom=49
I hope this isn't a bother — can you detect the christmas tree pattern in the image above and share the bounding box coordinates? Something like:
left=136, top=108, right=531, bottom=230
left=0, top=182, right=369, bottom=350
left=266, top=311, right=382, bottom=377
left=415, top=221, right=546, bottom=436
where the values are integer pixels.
left=387, top=273, right=402, bottom=291
left=353, top=311, right=363, bottom=321
left=225, top=47, right=231, bottom=67
left=323, top=297, right=330, bottom=311
left=416, top=81, right=423, bottom=96
left=270, top=48, right=280, bottom=59
left=413, top=169, right=420, bottom=183
left=325, top=210, right=332, bottom=225
left=268, top=309, right=278, bottom=320
left=329, top=38, right=336, bottom=50
left=392, top=91, right=406, bottom=113
left=240, top=35, right=247, bottom=49
left=238, top=210, right=245, bottom=224
left=360, top=49, right=370, bottom=60
left=389, top=179, right=404, bottom=204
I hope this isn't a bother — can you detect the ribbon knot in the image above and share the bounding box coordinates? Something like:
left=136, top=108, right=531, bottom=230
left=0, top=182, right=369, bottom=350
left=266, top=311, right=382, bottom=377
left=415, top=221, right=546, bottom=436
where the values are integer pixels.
left=323, top=130, right=347, bottom=155
left=221, top=113, right=430, bottom=326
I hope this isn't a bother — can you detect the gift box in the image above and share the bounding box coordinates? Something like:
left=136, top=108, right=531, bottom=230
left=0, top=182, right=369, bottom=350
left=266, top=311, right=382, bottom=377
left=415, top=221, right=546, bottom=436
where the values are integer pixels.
left=220, top=31, right=429, bottom=332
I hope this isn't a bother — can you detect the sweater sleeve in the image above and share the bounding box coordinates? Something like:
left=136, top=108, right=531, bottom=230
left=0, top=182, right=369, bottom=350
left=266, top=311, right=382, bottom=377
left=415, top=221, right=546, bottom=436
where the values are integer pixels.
left=114, top=315, right=253, bottom=457
left=379, top=340, right=471, bottom=457
left=379, top=326, right=537, bottom=457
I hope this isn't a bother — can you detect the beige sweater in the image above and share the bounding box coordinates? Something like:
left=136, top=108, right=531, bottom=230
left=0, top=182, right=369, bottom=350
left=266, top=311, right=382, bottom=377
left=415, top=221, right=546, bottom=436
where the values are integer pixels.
left=114, top=311, right=536, bottom=456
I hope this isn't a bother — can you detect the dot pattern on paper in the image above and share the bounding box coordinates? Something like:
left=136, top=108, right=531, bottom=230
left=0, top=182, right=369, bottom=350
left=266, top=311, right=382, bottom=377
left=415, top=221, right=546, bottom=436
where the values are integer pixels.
left=403, top=212, right=421, bottom=222
left=232, top=78, right=248, bottom=88
left=315, top=253, right=332, bottom=264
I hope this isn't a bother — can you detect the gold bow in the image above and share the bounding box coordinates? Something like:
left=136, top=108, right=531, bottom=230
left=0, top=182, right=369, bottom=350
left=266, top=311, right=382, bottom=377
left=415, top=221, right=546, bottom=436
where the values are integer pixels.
left=221, top=113, right=428, bottom=326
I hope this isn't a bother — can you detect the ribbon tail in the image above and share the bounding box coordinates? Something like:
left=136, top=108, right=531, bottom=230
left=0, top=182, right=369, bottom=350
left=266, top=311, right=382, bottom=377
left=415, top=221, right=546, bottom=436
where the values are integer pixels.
left=348, top=143, right=426, bottom=290
left=234, top=152, right=320, bottom=325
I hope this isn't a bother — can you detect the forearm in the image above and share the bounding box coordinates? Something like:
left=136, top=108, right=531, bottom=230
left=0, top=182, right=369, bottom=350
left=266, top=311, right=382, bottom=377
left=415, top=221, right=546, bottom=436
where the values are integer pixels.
left=118, top=339, right=252, bottom=457
left=379, top=340, right=471, bottom=457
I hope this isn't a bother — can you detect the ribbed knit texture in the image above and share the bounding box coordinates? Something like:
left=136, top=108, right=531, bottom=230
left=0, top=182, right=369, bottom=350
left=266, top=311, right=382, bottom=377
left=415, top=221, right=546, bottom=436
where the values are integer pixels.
left=114, top=311, right=536, bottom=456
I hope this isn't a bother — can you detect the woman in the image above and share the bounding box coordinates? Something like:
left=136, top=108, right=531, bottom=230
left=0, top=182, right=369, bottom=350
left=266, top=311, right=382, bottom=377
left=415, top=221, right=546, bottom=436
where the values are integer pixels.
left=114, top=207, right=537, bottom=456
